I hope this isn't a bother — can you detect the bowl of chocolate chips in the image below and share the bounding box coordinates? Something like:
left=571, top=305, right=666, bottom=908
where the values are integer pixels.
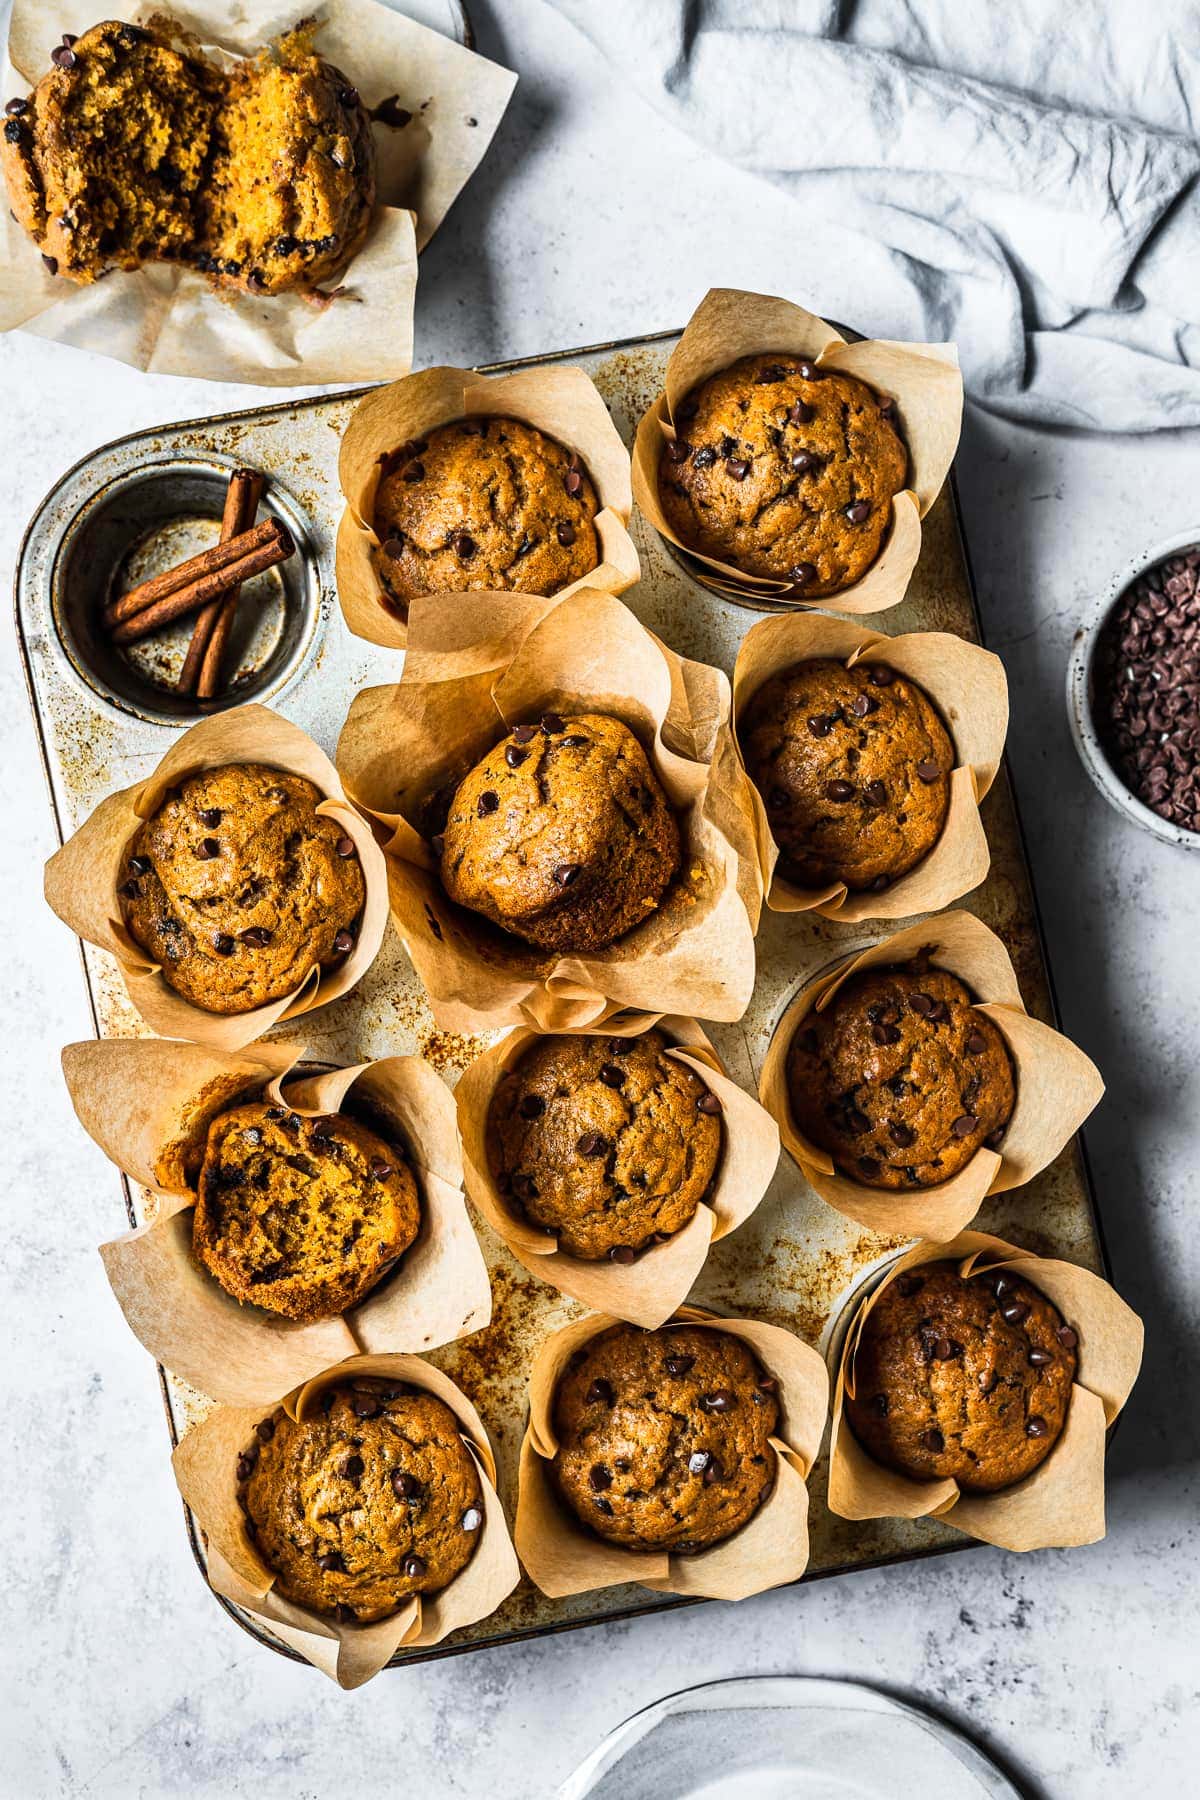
left=1069, top=530, right=1200, bottom=850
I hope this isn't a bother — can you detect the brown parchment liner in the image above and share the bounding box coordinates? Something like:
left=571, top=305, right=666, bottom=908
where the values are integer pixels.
left=828, top=1232, right=1143, bottom=1550
left=336, top=586, right=762, bottom=1034
left=457, top=1015, right=780, bottom=1328
left=759, top=911, right=1104, bottom=1240
left=62, top=1037, right=491, bottom=1405
left=172, top=1351, right=519, bottom=1688
left=336, top=364, right=640, bottom=649
left=0, top=0, right=516, bottom=386
left=632, top=287, right=963, bottom=610
left=516, top=1306, right=827, bottom=1601
left=732, top=613, right=1009, bottom=919
left=43, top=704, right=389, bottom=1052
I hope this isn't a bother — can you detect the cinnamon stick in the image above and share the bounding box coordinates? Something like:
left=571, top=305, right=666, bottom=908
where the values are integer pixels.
left=109, top=528, right=294, bottom=645
left=178, top=469, right=263, bottom=695
left=102, top=515, right=286, bottom=631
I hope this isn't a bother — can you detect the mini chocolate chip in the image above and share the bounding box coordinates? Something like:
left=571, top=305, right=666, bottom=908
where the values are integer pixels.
left=807, top=714, right=833, bottom=737
left=1057, top=1326, right=1079, bottom=1349
left=403, top=1554, right=427, bottom=1578
left=594, top=1496, right=614, bottom=1514
left=845, top=501, right=871, bottom=524
left=897, top=1274, right=925, bottom=1297
left=692, top=445, right=717, bottom=469
left=1026, top=1417, right=1050, bottom=1439
left=826, top=779, right=854, bottom=802
left=391, top=1470, right=422, bottom=1500
left=462, top=1506, right=483, bottom=1532
left=873, top=1022, right=901, bottom=1047
left=966, top=1031, right=988, bottom=1055
left=888, top=1121, right=915, bottom=1147
left=608, top=1245, right=637, bottom=1264
left=477, top=790, right=499, bottom=817
left=665, top=439, right=691, bottom=463
left=858, top=1156, right=881, bottom=1178
left=916, top=760, right=942, bottom=783
left=588, top=1464, right=612, bottom=1491
left=50, top=44, right=77, bottom=68
left=696, top=1091, right=722, bottom=1115
left=664, top=1355, right=695, bottom=1376
left=726, top=458, right=750, bottom=480
left=1028, top=1347, right=1053, bottom=1367
left=796, top=360, right=822, bottom=380
left=382, top=534, right=405, bottom=558
left=922, top=1428, right=945, bottom=1453
left=864, top=780, right=887, bottom=807
left=239, top=926, right=272, bottom=947
left=1002, top=1301, right=1031, bottom=1325
left=196, top=837, right=220, bottom=859
left=952, top=1114, right=979, bottom=1137
left=586, top=1378, right=614, bottom=1405
left=453, top=531, right=477, bottom=560
left=352, top=1393, right=380, bottom=1418
left=577, top=1131, right=607, bottom=1157
left=554, top=863, right=581, bottom=887
left=344, top=1454, right=364, bottom=1480
left=335, top=836, right=357, bottom=860
left=701, top=1389, right=735, bottom=1413
left=333, top=930, right=355, bottom=954
left=910, top=993, right=935, bottom=1017
left=555, top=520, right=577, bottom=547
left=213, top=934, right=235, bottom=957
left=599, top=1063, right=625, bottom=1088
left=867, top=665, right=896, bottom=686
left=4, top=98, right=28, bottom=116
left=369, top=1157, right=393, bottom=1179
left=564, top=469, right=583, bottom=496
left=518, top=1093, right=545, bottom=1120
left=316, top=1551, right=344, bottom=1572
left=851, top=693, right=876, bottom=717
left=790, top=562, right=818, bottom=586
left=539, top=714, right=566, bottom=737
left=788, top=400, right=815, bottom=425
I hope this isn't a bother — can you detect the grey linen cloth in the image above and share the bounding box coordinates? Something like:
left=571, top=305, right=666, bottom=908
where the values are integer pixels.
left=548, top=0, right=1200, bottom=430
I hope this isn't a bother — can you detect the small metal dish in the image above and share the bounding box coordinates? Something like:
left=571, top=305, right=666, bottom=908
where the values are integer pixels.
left=1067, top=526, right=1200, bottom=852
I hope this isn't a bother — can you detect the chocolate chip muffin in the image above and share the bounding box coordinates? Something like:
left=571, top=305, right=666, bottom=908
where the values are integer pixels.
left=192, top=1101, right=421, bottom=1322
left=438, top=713, right=681, bottom=953
left=2, top=21, right=374, bottom=294
left=487, top=1029, right=723, bottom=1260
left=787, top=961, right=1015, bottom=1190
left=740, top=658, right=953, bottom=891
left=659, top=352, right=907, bottom=596
left=118, top=762, right=366, bottom=1015
left=239, top=1379, right=484, bottom=1622
left=373, top=417, right=601, bottom=612
left=551, top=1324, right=778, bottom=1551
left=845, top=1260, right=1078, bottom=1491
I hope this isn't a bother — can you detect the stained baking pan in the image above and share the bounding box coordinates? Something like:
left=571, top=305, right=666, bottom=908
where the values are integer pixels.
left=15, top=330, right=1109, bottom=1668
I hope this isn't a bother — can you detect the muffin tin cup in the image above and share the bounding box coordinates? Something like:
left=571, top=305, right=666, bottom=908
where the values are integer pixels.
left=42, top=703, right=389, bottom=1052
left=731, top=612, right=1009, bottom=919
left=827, top=1232, right=1142, bottom=1552
left=631, top=287, right=963, bottom=614
left=335, top=363, right=641, bottom=649
left=758, top=911, right=1105, bottom=1241
left=515, top=1305, right=828, bottom=1603
left=335, top=585, right=763, bottom=1034
left=456, top=1015, right=780, bottom=1330
left=61, top=1039, right=492, bottom=1406
left=171, top=1350, right=521, bottom=1689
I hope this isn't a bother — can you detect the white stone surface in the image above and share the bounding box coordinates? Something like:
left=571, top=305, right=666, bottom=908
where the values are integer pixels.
left=2, top=2, right=1198, bottom=1794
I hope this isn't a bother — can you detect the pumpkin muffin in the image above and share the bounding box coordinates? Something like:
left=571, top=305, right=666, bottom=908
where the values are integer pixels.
left=551, top=1323, right=778, bottom=1552
left=845, top=1259, right=1078, bottom=1491
left=659, top=352, right=907, bottom=596
left=193, top=1101, right=420, bottom=1321
left=787, top=961, right=1015, bottom=1190
left=239, top=1379, right=484, bottom=1622
left=118, top=761, right=366, bottom=1015
left=1, top=21, right=374, bottom=294
left=739, top=657, right=953, bottom=891
left=487, top=1029, right=722, bottom=1261
left=438, top=712, right=680, bottom=953
left=373, top=417, right=601, bottom=611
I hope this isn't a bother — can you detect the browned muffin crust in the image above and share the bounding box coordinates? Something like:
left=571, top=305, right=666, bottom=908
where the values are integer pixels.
left=192, top=1100, right=421, bottom=1321
left=740, top=658, right=953, bottom=891
left=239, top=1379, right=483, bottom=1622
left=487, top=1029, right=722, bottom=1260
left=551, top=1323, right=778, bottom=1551
left=439, top=712, right=681, bottom=953
left=845, top=1259, right=1078, bottom=1491
left=118, top=762, right=366, bottom=1016
left=658, top=352, right=907, bottom=596
left=1, top=21, right=374, bottom=294
left=373, top=416, right=601, bottom=612
left=787, top=961, right=1015, bottom=1190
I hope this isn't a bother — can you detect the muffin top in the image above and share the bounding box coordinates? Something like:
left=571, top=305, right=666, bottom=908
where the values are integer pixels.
left=1, top=21, right=373, bottom=294
left=658, top=352, right=907, bottom=596
left=373, top=416, right=601, bottom=610
left=192, top=1100, right=421, bottom=1322
left=787, top=962, right=1015, bottom=1190
left=118, top=762, right=366, bottom=1015
left=239, top=1379, right=483, bottom=1623
left=551, top=1323, right=778, bottom=1552
left=438, top=712, right=681, bottom=953
left=739, top=658, right=953, bottom=892
left=844, top=1259, right=1078, bottom=1492
left=486, top=1029, right=722, bottom=1261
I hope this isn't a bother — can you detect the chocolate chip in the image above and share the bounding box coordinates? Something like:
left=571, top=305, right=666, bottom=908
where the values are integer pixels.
left=4, top=98, right=28, bottom=116
left=462, top=1506, right=483, bottom=1531
left=966, top=1031, right=988, bottom=1055
left=391, top=1470, right=422, bottom=1500
left=381, top=534, right=405, bottom=558
left=1057, top=1326, right=1079, bottom=1349
left=922, top=1428, right=945, bottom=1453
left=1026, top=1416, right=1050, bottom=1439
left=588, top=1464, right=612, bottom=1491
left=888, top=1121, right=915, bottom=1147
left=807, top=714, right=833, bottom=737
left=195, top=837, right=220, bottom=859
left=872, top=1022, right=901, bottom=1046
left=916, top=760, right=942, bottom=783
left=477, top=790, right=499, bottom=817
left=333, top=930, right=355, bottom=954
left=374, top=95, right=412, bottom=128
left=239, top=926, right=272, bottom=947
left=593, top=1495, right=614, bottom=1514
left=846, top=1108, right=870, bottom=1133
left=119, top=878, right=140, bottom=899
left=910, top=993, right=935, bottom=1017
left=599, top=1064, right=625, bottom=1088
left=3, top=118, right=25, bottom=143
left=577, top=1131, right=607, bottom=1157
left=342, top=1454, right=364, bottom=1481
left=788, top=400, right=815, bottom=425
left=338, top=85, right=359, bottom=106
left=692, top=445, right=717, bottom=469
left=864, top=780, right=887, bottom=806
left=844, top=501, right=871, bottom=524
left=50, top=44, right=77, bottom=68
left=430, top=833, right=445, bottom=859
left=352, top=1392, right=380, bottom=1418
left=40, top=251, right=60, bottom=276
left=986, top=1127, right=1007, bottom=1149
left=701, top=1389, right=735, bottom=1413
left=665, top=1355, right=695, bottom=1376
left=1001, top=1301, right=1031, bottom=1325
left=951, top=1114, right=978, bottom=1138
left=857, top=1156, right=881, bottom=1178
left=130, top=855, right=153, bottom=875
left=696, top=1090, right=722, bottom=1114
left=236, top=1449, right=257, bottom=1481
left=702, top=1456, right=725, bottom=1486
left=403, top=1554, right=427, bottom=1578
left=897, top=1274, right=925, bottom=1297
left=608, top=1245, right=637, bottom=1264
left=932, top=1337, right=957, bottom=1361
left=796, top=360, right=823, bottom=380
left=335, top=1604, right=357, bottom=1624
left=554, top=863, right=581, bottom=887
left=826, top=780, right=854, bottom=802
left=316, top=1550, right=344, bottom=1572
left=867, top=665, right=896, bottom=686
left=518, top=1093, right=545, bottom=1120
left=369, top=1157, right=393, bottom=1180
left=1028, top=1347, right=1053, bottom=1367
left=870, top=874, right=891, bottom=891
left=789, top=562, right=818, bottom=587
left=666, top=439, right=691, bottom=463
left=453, top=532, right=476, bottom=560
left=851, top=692, right=876, bottom=717
left=213, top=934, right=235, bottom=957
left=512, top=1173, right=539, bottom=1201
left=726, top=458, right=750, bottom=480
left=541, top=713, right=565, bottom=735
left=586, top=1378, right=614, bottom=1405
left=555, top=520, right=578, bottom=549
left=564, top=469, right=583, bottom=496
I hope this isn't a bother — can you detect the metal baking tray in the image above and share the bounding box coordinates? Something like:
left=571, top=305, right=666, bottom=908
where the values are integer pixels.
left=16, top=330, right=1109, bottom=1668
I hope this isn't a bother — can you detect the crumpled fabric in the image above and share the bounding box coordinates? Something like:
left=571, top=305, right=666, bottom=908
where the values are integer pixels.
left=548, top=0, right=1200, bottom=430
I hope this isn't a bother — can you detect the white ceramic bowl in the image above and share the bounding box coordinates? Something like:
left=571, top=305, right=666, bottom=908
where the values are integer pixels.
left=1067, top=525, right=1200, bottom=852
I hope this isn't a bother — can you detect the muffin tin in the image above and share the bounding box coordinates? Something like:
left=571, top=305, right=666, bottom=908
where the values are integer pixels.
left=16, top=329, right=1109, bottom=1667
